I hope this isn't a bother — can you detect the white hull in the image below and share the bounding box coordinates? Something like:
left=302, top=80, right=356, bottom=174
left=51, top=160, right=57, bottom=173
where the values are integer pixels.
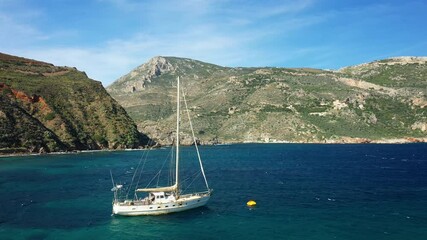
left=113, top=193, right=210, bottom=216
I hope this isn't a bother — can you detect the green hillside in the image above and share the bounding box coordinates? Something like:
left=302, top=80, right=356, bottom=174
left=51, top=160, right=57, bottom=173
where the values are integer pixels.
left=108, top=56, right=427, bottom=144
left=0, top=53, right=149, bottom=154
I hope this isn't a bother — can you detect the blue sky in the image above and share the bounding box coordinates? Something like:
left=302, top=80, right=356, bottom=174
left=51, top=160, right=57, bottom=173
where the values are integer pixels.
left=1, top=0, right=426, bottom=86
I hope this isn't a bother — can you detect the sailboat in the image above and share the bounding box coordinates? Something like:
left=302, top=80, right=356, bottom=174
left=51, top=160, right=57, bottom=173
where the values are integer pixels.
left=111, top=76, right=212, bottom=216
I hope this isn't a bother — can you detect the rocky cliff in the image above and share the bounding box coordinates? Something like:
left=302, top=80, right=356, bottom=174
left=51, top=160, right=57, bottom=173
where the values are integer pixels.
left=0, top=52, right=149, bottom=154
left=108, top=56, right=427, bottom=145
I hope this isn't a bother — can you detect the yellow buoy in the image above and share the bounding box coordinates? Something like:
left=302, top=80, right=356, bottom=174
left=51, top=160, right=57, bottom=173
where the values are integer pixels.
left=247, top=200, right=256, bottom=207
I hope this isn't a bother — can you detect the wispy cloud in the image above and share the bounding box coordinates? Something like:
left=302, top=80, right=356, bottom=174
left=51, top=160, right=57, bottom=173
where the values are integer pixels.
left=0, top=7, right=44, bottom=47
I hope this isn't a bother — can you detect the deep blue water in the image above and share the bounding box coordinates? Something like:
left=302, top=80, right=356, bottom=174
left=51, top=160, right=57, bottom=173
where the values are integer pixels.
left=0, top=144, right=426, bottom=240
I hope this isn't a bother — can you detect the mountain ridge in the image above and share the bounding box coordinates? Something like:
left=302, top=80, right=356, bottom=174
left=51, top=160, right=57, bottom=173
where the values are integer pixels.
left=107, top=56, right=426, bottom=145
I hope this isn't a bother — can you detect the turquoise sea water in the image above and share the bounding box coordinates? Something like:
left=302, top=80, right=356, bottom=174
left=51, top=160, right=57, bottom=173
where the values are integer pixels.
left=0, top=144, right=426, bottom=240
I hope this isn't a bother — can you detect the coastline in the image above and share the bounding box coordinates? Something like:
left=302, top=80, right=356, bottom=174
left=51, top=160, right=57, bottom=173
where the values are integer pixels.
left=1, top=137, right=426, bottom=158
left=210, top=137, right=427, bottom=145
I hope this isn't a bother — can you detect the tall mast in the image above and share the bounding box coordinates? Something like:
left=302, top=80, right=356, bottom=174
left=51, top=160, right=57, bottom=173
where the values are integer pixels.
left=175, top=76, right=180, bottom=196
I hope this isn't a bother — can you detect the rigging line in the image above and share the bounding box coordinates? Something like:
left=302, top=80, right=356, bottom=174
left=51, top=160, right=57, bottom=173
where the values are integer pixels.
left=125, top=147, right=150, bottom=199
left=155, top=147, right=172, bottom=187
left=182, top=171, right=202, bottom=193
left=134, top=158, right=147, bottom=190
left=181, top=171, right=201, bottom=185
left=134, top=148, right=151, bottom=195
left=134, top=139, right=163, bottom=191
left=142, top=149, right=171, bottom=189
left=144, top=170, right=161, bottom=188
left=181, top=87, right=210, bottom=190
left=156, top=169, right=161, bottom=187
left=180, top=171, right=199, bottom=185
left=110, top=170, right=115, bottom=187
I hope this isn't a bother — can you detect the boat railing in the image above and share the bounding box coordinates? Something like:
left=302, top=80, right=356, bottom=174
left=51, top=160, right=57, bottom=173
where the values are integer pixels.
left=180, top=190, right=211, bottom=198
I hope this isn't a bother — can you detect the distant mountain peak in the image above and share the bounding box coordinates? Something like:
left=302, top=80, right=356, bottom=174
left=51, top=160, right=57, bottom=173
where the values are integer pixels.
left=146, top=56, right=175, bottom=74
left=108, top=56, right=226, bottom=93
left=109, top=56, right=174, bottom=92
left=129, top=56, right=175, bottom=78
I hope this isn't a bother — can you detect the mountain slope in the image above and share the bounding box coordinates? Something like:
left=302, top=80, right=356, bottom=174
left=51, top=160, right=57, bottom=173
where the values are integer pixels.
left=107, top=56, right=427, bottom=144
left=0, top=52, right=149, bottom=154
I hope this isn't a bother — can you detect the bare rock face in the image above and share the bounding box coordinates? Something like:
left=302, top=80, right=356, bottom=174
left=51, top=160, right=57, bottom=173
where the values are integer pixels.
left=112, top=57, right=175, bottom=93
left=148, top=56, right=174, bottom=77
left=412, top=122, right=427, bottom=132
left=39, top=147, right=47, bottom=154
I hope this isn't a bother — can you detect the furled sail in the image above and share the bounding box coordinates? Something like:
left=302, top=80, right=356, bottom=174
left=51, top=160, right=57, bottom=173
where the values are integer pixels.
left=135, top=183, right=177, bottom=192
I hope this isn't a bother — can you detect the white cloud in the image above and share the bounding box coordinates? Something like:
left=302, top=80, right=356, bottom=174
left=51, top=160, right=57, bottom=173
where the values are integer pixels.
left=1, top=0, right=326, bottom=86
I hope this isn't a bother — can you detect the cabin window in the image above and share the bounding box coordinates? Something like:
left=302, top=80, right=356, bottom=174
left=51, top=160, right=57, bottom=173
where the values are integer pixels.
left=149, top=207, right=153, bottom=209
left=165, top=205, right=168, bottom=208
left=160, top=196, right=164, bottom=198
